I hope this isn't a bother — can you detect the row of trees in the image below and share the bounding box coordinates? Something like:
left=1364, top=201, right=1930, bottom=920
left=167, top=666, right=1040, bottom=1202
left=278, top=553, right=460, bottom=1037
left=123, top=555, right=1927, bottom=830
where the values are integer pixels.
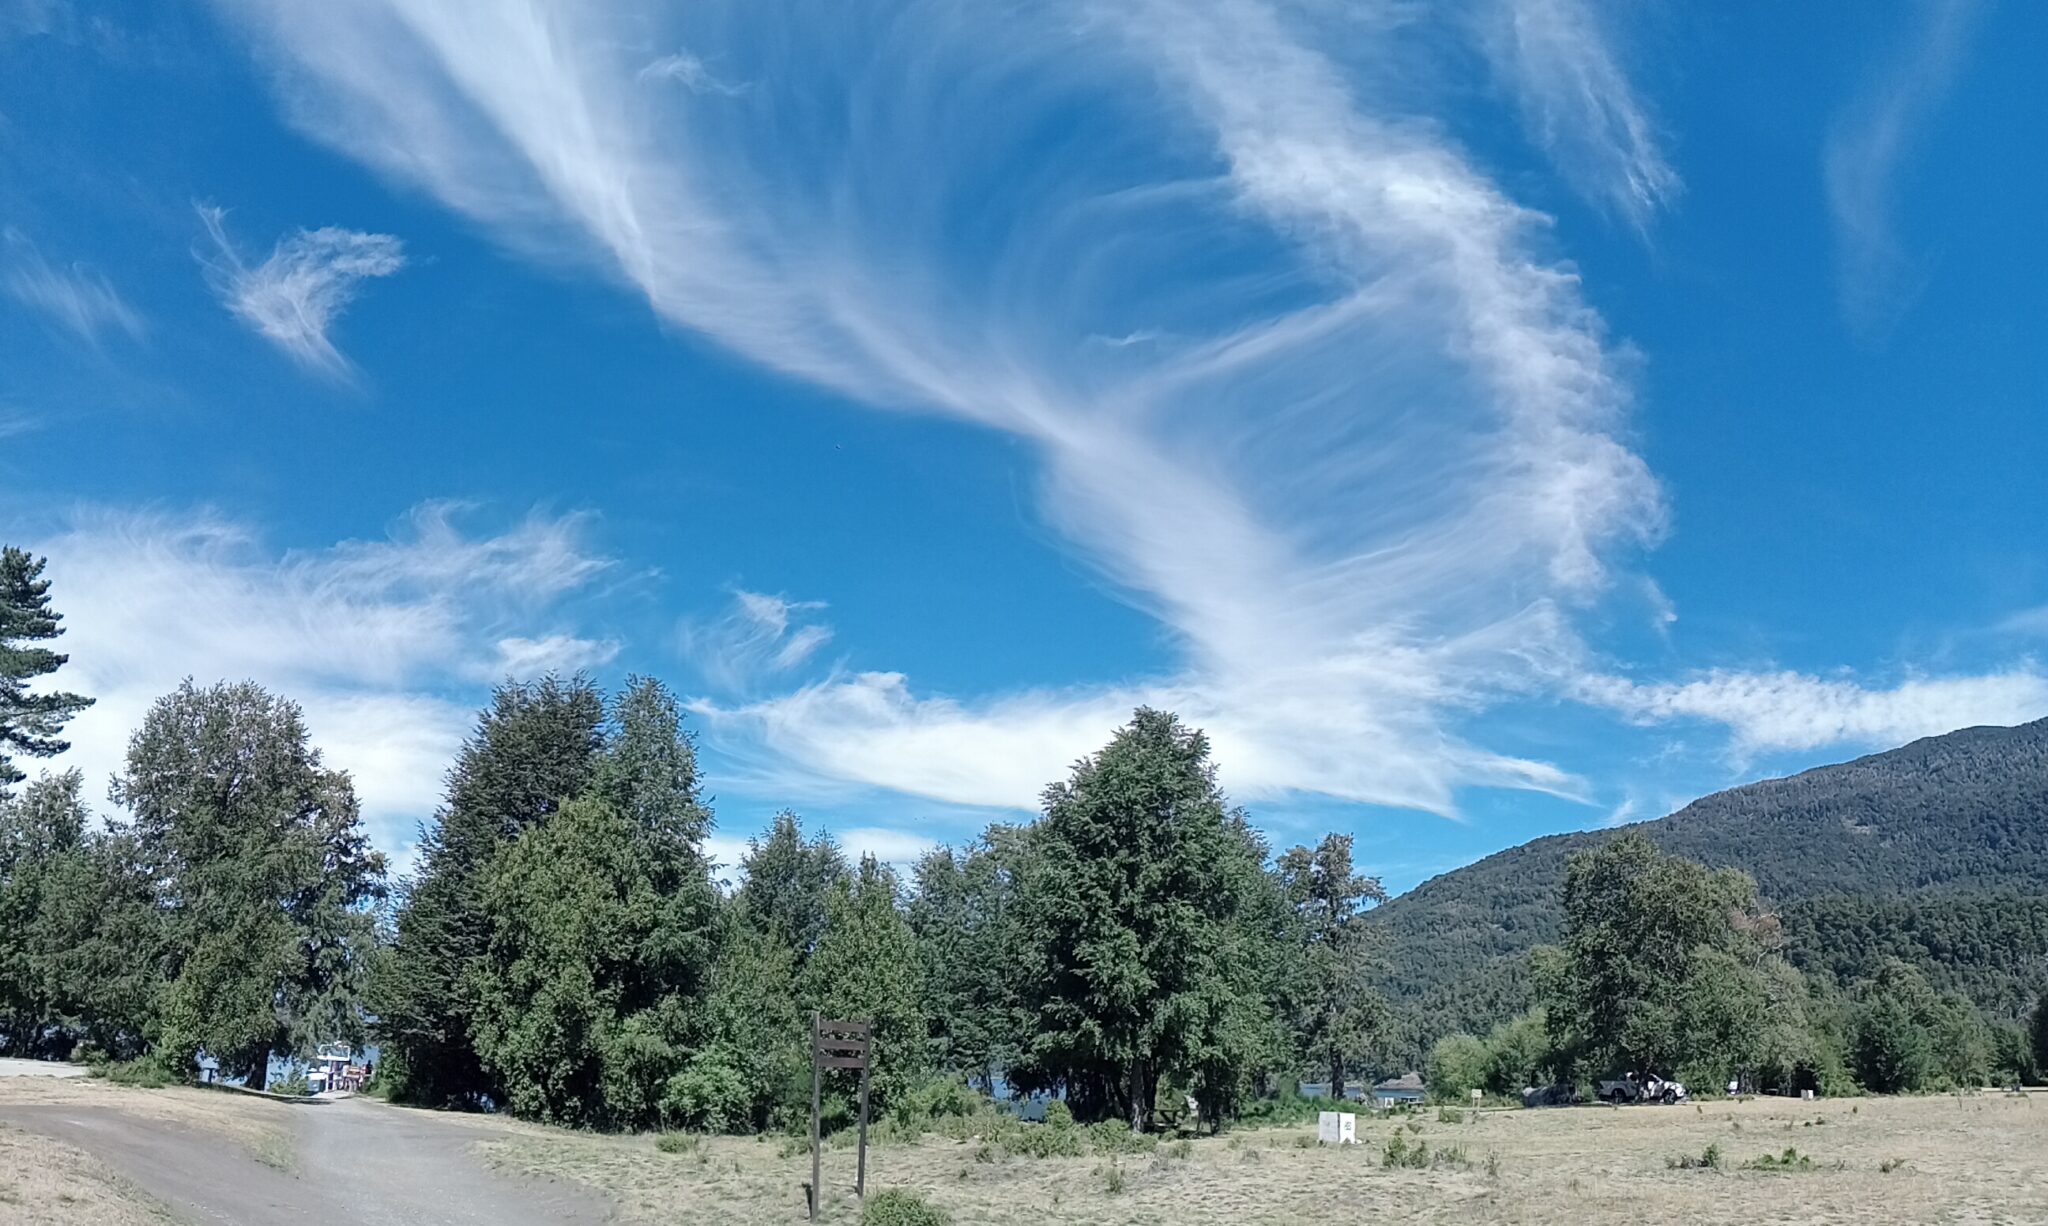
left=6, top=544, right=2047, bottom=1132
left=370, top=690, right=1394, bottom=1131
left=1424, top=834, right=2048, bottom=1100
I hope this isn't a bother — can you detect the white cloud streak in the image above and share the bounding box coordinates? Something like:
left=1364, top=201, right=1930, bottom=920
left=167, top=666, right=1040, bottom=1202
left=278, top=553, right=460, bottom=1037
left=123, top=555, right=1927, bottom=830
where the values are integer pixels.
left=32, top=503, right=615, bottom=854
left=197, top=205, right=404, bottom=375
left=1823, top=0, right=1981, bottom=341
left=1581, top=666, right=2048, bottom=757
left=4, top=228, right=146, bottom=343
left=1482, top=0, right=1678, bottom=227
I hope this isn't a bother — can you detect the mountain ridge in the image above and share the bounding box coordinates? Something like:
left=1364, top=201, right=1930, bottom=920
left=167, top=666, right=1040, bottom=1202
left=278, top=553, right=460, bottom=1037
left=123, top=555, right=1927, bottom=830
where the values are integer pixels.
left=1372, top=718, right=2048, bottom=1053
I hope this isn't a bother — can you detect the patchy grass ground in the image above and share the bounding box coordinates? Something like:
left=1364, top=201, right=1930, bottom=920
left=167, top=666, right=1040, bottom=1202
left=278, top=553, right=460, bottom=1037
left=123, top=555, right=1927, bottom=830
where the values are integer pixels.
left=0, top=1076, right=299, bottom=1172
left=479, top=1092, right=2048, bottom=1225
left=0, top=1123, right=180, bottom=1225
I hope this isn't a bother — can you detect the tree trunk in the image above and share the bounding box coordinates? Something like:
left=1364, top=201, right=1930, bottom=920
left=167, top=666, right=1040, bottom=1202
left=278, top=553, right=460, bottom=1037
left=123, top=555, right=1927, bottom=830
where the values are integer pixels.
left=247, top=1050, right=269, bottom=1091
left=1129, top=1061, right=1146, bottom=1134
left=1331, top=1052, right=1345, bottom=1104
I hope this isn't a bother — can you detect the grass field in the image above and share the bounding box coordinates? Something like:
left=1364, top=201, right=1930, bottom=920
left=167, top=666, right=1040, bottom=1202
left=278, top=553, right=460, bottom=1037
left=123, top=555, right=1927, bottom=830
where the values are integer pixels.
left=479, top=1093, right=2048, bottom=1225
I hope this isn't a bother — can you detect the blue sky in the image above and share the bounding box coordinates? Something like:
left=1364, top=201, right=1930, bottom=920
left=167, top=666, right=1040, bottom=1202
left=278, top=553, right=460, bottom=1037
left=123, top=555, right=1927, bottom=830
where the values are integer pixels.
left=3, top=0, right=2044, bottom=891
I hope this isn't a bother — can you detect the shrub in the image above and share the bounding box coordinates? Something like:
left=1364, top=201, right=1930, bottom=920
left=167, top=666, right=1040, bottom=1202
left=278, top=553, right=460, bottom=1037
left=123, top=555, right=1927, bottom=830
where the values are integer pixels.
left=1001, top=1123, right=1085, bottom=1159
left=898, top=1076, right=982, bottom=1124
left=1043, top=1100, right=1074, bottom=1128
left=1667, top=1142, right=1723, bottom=1170
left=861, top=1188, right=949, bottom=1226
left=92, top=1057, right=175, bottom=1089
left=1382, top=1133, right=1430, bottom=1169
left=1744, top=1147, right=1834, bottom=1172
left=272, top=1071, right=310, bottom=1098
left=656, top=1132, right=700, bottom=1155
left=1086, top=1120, right=1157, bottom=1156
left=1099, top=1159, right=1128, bottom=1194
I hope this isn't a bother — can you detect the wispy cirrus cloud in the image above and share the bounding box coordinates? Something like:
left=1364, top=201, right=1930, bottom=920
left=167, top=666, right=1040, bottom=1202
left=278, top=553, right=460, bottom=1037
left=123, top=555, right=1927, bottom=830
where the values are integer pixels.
left=34, top=502, right=616, bottom=853
left=1481, top=0, right=1679, bottom=228
left=205, top=0, right=2034, bottom=821
left=638, top=47, right=745, bottom=95
left=680, top=590, right=834, bottom=695
left=196, top=204, right=404, bottom=375
left=4, top=228, right=146, bottom=343
left=1823, top=0, right=1981, bottom=341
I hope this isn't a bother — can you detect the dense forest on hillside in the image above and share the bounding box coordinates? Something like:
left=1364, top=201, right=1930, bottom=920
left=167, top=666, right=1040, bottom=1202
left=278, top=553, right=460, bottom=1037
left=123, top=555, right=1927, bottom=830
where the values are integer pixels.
left=1374, top=719, right=2048, bottom=1057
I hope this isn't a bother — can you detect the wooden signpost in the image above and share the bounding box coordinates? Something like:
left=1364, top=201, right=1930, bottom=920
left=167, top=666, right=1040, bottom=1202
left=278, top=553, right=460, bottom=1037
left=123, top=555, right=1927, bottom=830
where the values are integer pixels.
left=808, top=1014, right=874, bottom=1220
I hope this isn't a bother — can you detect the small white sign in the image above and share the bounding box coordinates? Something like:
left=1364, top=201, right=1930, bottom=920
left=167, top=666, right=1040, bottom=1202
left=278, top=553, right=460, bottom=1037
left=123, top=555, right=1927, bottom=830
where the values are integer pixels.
left=1316, top=1111, right=1357, bottom=1145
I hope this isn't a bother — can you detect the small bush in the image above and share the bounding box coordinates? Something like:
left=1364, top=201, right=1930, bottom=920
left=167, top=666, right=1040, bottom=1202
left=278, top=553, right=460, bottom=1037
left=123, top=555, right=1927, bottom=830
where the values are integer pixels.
left=1432, top=1143, right=1469, bottom=1169
left=1745, top=1147, right=1828, bottom=1172
left=1382, top=1132, right=1430, bottom=1169
left=1099, top=1159, right=1127, bottom=1194
left=1167, top=1139, right=1193, bottom=1161
left=777, top=1135, right=809, bottom=1159
left=1043, top=1100, right=1074, bottom=1128
left=861, top=1188, right=950, bottom=1226
left=92, top=1058, right=175, bottom=1089
left=900, top=1076, right=983, bottom=1123
left=656, top=1132, right=700, bottom=1155
left=1085, top=1120, right=1157, bottom=1156
left=1293, top=1133, right=1317, bottom=1149
left=1437, top=1106, right=1465, bottom=1125
left=1668, top=1142, right=1723, bottom=1171
left=272, top=1071, right=310, bottom=1097
left=1001, top=1122, right=1085, bottom=1159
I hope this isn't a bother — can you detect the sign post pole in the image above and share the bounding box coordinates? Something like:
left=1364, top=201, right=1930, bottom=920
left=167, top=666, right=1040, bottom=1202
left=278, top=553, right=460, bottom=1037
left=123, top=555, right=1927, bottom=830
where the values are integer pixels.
left=808, top=1012, right=822, bottom=1221
left=856, top=1055, right=872, bottom=1198
left=806, top=1018, right=874, bottom=1215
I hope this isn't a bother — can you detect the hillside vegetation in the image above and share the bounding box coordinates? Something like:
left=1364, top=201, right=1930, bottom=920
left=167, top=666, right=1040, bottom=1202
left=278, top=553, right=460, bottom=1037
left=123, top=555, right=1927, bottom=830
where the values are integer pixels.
left=1374, top=719, right=2048, bottom=1055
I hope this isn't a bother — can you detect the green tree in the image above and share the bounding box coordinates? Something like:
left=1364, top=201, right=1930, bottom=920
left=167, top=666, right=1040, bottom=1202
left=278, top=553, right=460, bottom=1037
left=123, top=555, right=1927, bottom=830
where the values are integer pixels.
left=1852, top=995, right=1934, bottom=1094
left=0, top=548, right=93, bottom=792
left=1482, top=1009, right=1553, bottom=1096
left=0, top=772, right=164, bottom=1061
left=2031, top=995, right=2048, bottom=1085
left=374, top=675, right=605, bottom=1106
left=1009, top=708, right=1275, bottom=1130
left=666, top=918, right=806, bottom=1132
left=1275, top=832, right=1388, bottom=1101
left=735, top=810, right=846, bottom=961
left=804, top=854, right=928, bottom=1113
left=909, top=828, right=1027, bottom=1093
left=467, top=678, right=719, bottom=1128
left=1547, top=832, right=1775, bottom=1078
left=1425, top=1033, right=1490, bottom=1101
left=114, top=681, right=385, bottom=1086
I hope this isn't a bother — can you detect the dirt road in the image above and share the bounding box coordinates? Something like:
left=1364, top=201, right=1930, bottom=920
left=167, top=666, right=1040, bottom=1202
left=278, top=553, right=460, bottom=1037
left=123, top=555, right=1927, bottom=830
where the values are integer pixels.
left=0, top=1094, right=611, bottom=1224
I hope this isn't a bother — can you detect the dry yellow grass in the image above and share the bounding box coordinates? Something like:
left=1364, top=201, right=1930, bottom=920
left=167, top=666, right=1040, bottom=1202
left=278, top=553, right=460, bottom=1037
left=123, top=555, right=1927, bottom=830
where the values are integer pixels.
left=0, top=1123, right=179, bottom=1225
left=0, top=1077, right=298, bottom=1171
left=479, top=1093, right=2048, bottom=1225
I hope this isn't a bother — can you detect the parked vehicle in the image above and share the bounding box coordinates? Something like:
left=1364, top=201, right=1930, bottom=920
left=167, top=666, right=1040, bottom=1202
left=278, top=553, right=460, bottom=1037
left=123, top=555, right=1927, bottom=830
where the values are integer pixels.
left=1595, top=1073, right=1687, bottom=1105
left=1520, top=1084, right=1582, bottom=1108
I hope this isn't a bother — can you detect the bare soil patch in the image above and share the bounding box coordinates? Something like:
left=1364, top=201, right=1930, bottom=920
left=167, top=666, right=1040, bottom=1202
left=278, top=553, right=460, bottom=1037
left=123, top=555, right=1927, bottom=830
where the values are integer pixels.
left=0, top=1123, right=180, bottom=1225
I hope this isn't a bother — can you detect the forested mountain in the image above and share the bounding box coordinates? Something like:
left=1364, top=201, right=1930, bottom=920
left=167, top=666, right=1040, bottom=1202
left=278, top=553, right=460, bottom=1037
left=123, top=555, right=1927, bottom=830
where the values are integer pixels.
left=1373, top=719, right=2048, bottom=1058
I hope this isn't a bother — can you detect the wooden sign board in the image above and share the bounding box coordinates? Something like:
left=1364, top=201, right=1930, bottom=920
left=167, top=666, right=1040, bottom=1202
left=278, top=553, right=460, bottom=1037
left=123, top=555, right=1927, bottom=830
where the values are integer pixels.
left=809, top=1015, right=874, bottom=1220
